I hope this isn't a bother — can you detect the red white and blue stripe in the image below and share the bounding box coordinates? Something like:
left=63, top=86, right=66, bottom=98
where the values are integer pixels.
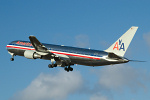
left=6, top=44, right=101, bottom=60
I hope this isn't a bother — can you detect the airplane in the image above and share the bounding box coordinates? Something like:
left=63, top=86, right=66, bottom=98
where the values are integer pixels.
left=6, top=26, right=138, bottom=72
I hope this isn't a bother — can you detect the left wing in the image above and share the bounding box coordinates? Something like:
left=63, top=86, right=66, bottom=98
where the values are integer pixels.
left=29, top=36, right=71, bottom=67
left=29, top=36, right=48, bottom=52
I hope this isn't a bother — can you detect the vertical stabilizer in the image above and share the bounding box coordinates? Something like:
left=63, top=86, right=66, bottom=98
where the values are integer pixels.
left=105, top=26, right=138, bottom=57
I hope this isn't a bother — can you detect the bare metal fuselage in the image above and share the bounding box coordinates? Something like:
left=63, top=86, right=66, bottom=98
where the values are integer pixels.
left=6, top=40, right=128, bottom=67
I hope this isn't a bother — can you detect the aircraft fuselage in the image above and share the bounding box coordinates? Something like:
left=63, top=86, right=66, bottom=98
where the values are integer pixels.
left=6, top=40, right=128, bottom=67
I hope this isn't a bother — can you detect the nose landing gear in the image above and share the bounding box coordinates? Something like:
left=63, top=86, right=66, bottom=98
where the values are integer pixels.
left=10, top=58, right=14, bottom=61
left=9, top=53, right=15, bottom=61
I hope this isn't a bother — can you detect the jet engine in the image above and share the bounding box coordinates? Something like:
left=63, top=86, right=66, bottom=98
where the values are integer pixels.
left=24, top=50, right=41, bottom=59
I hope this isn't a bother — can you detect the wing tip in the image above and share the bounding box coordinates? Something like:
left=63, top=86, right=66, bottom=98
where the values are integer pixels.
left=29, top=35, right=36, bottom=38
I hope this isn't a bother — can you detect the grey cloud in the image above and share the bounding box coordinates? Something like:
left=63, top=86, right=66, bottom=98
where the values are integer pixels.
left=90, top=93, right=109, bottom=100
left=89, top=64, right=149, bottom=100
left=97, top=65, right=147, bottom=92
left=11, top=70, right=83, bottom=100
left=10, top=64, right=149, bottom=100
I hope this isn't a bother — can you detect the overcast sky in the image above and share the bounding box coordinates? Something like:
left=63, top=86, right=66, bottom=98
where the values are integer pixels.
left=0, top=0, right=150, bottom=100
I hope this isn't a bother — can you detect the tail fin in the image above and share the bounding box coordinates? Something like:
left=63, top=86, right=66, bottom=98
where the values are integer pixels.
left=105, top=26, right=138, bottom=57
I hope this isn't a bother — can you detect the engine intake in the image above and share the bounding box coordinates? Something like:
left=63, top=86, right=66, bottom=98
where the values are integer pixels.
left=24, top=50, right=41, bottom=59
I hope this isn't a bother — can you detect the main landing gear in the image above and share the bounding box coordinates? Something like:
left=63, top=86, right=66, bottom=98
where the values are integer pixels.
left=48, top=58, right=57, bottom=68
left=64, top=65, right=73, bottom=72
left=48, top=64, right=57, bottom=68
left=48, top=58, right=74, bottom=72
left=48, top=64, right=73, bottom=72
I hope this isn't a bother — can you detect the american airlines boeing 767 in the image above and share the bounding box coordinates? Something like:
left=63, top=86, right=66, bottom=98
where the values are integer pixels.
left=6, top=26, right=138, bottom=72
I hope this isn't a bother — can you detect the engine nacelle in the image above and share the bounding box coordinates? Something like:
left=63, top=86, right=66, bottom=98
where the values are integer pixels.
left=24, top=50, right=41, bottom=59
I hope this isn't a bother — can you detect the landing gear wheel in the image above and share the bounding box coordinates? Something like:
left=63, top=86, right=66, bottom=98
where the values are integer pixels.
left=69, top=67, right=73, bottom=71
left=48, top=64, right=53, bottom=68
left=10, top=58, right=14, bottom=61
left=64, top=67, right=69, bottom=72
left=54, top=64, right=57, bottom=67
left=65, top=67, right=68, bottom=71
left=64, top=66, right=73, bottom=72
left=66, top=68, right=70, bottom=72
left=48, top=64, right=57, bottom=68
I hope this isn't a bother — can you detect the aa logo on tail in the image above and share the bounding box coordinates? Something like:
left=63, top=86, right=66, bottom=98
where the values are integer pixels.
left=113, top=39, right=125, bottom=51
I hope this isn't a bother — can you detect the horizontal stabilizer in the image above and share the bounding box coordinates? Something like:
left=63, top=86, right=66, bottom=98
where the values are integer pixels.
left=129, top=60, right=146, bottom=62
